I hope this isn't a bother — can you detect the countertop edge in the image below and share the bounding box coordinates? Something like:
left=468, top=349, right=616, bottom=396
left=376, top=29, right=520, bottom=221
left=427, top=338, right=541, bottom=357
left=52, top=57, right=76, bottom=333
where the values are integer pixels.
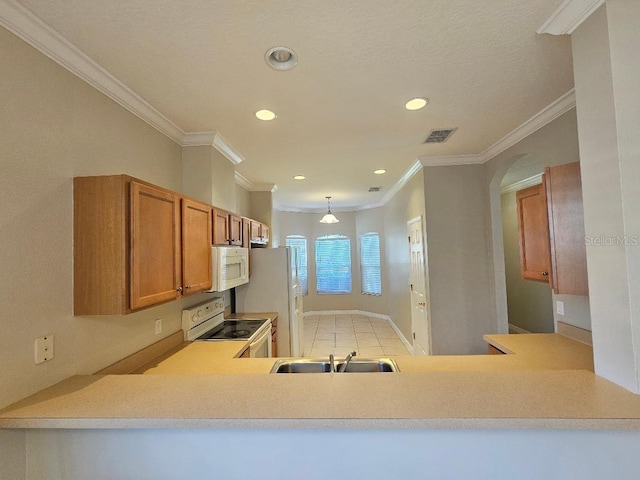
left=2, top=417, right=640, bottom=431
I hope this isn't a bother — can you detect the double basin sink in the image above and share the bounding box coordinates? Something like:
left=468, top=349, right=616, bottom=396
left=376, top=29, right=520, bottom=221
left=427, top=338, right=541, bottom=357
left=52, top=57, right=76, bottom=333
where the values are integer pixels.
left=270, top=357, right=400, bottom=373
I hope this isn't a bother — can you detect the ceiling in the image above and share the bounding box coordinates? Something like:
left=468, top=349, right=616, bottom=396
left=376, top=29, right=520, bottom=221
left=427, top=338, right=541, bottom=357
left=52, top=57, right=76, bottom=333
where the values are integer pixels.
left=13, top=0, right=573, bottom=211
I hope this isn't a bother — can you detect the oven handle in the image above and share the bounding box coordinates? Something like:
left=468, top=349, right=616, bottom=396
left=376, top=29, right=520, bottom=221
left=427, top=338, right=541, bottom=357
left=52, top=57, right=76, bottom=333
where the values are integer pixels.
left=250, top=322, right=272, bottom=357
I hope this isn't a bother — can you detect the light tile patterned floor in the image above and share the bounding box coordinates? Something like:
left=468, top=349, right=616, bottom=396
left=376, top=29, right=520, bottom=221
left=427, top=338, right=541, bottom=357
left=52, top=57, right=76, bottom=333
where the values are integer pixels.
left=303, top=314, right=411, bottom=358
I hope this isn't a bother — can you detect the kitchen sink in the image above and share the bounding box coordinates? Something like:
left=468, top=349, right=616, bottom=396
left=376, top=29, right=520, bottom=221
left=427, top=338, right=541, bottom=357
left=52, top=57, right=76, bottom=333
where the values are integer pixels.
left=270, top=358, right=399, bottom=373
left=335, top=358, right=399, bottom=372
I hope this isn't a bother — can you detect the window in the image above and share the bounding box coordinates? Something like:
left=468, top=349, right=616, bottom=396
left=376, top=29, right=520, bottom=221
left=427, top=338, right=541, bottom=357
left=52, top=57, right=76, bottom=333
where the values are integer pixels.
left=285, top=235, right=308, bottom=295
left=360, top=232, right=382, bottom=295
left=315, top=235, right=352, bottom=294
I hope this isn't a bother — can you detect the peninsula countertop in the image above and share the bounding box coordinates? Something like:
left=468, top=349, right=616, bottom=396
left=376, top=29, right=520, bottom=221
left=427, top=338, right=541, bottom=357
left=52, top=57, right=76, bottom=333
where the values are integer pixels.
left=2, top=332, right=640, bottom=430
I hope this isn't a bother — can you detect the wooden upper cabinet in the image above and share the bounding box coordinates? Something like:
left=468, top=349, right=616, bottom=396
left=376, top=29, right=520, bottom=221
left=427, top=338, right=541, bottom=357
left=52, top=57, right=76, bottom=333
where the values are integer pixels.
left=250, top=220, right=269, bottom=245
left=250, top=220, right=261, bottom=243
left=74, top=175, right=214, bottom=315
left=212, top=208, right=230, bottom=245
left=229, top=213, right=243, bottom=246
left=516, top=184, right=551, bottom=282
left=544, top=162, right=589, bottom=295
left=130, top=181, right=181, bottom=310
left=181, top=198, right=212, bottom=294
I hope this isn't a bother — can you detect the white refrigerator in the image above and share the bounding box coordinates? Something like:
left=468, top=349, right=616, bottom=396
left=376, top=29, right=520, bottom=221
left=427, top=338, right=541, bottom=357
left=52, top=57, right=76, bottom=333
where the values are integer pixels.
left=235, top=247, right=304, bottom=357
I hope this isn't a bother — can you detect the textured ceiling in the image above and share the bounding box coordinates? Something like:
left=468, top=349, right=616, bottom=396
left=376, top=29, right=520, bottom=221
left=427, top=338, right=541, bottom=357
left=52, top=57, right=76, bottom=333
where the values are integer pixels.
left=15, top=0, right=572, bottom=211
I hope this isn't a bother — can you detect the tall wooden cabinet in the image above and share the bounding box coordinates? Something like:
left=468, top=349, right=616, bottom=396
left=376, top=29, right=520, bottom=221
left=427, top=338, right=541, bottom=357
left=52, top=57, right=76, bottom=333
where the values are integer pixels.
left=74, top=175, right=212, bottom=315
left=516, top=184, right=551, bottom=282
left=515, top=162, right=589, bottom=296
left=544, top=162, right=589, bottom=295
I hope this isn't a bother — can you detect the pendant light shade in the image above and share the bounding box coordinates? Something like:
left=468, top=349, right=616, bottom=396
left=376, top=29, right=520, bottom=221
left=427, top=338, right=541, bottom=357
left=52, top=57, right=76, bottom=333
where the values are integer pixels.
left=319, top=196, right=339, bottom=224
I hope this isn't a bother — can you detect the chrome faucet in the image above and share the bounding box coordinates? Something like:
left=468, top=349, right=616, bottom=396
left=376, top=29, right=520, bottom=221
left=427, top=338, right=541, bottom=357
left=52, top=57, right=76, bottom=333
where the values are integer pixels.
left=329, top=353, right=335, bottom=373
left=338, top=351, right=357, bottom=373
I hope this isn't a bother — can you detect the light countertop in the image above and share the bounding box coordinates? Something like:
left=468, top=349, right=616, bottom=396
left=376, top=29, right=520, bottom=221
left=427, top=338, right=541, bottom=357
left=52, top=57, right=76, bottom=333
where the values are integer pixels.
left=2, top=331, right=640, bottom=430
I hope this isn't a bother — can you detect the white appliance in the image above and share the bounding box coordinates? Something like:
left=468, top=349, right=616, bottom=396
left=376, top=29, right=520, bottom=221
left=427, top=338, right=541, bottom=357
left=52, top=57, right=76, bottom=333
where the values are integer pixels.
left=207, top=246, right=249, bottom=292
left=235, top=247, right=304, bottom=357
left=182, top=299, right=272, bottom=358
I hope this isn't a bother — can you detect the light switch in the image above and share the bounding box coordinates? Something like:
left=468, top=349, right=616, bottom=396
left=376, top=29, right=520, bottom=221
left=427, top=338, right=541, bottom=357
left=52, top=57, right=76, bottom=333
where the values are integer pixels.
left=35, top=335, right=54, bottom=364
left=556, top=300, right=565, bottom=316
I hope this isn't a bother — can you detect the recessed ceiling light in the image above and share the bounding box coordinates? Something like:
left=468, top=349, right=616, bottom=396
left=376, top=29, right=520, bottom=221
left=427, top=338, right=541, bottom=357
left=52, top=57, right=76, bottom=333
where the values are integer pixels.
left=265, top=47, right=298, bottom=71
left=255, top=109, right=277, bottom=121
left=374, top=169, right=387, bottom=175
left=405, top=97, right=428, bottom=111
left=293, top=175, right=306, bottom=180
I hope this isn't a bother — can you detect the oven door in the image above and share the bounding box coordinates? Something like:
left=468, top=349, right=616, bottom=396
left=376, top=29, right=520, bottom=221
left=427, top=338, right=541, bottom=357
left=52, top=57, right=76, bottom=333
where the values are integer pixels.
left=249, top=323, right=272, bottom=358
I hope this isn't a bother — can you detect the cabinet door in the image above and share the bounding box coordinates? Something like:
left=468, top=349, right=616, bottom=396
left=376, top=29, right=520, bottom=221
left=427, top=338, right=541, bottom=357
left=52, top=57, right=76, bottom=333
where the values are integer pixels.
left=241, top=217, right=251, bottom=248
left=229, top=214, right=243, bottom=246
left=545, top=163, right=589, bottom=295
left=130, top=182, right=181, bottom=310
left=250, top=220, right=261, bottom=243
left=260, top=224, right=269, bottom=245
left=212, top=208, right=230, bottom=245
left=516, top=184, right=551, bottom=282
left=182, top=198, right=212, bottom=294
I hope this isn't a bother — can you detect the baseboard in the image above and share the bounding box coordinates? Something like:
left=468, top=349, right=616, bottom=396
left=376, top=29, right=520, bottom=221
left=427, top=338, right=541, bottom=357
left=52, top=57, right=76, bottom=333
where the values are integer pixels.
left=508, top=323, right=531, bottom=334
left=304, top=309, right=415, bottom=354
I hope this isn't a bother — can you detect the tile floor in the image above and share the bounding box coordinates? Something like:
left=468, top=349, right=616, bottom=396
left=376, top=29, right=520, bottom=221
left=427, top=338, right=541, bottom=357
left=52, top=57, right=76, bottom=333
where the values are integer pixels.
left=303, top=313, right=411, bottom=358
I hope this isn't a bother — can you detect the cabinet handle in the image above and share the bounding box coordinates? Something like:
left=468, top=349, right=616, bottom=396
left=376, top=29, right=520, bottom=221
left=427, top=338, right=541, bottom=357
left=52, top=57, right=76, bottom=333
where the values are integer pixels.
left=185, top=285, right=192, bottom=290
left=418, top=302, right=426, bottom=306
left=542, top=271, right=548, bottom=276
left=176, top=287, right=183, bottom=293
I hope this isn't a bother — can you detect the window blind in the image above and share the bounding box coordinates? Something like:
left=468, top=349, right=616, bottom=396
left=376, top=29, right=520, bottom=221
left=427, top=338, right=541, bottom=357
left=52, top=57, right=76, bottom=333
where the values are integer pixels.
left=315, top=235, right=352, bottom=294
left=360, top=232, right=381, bottom=295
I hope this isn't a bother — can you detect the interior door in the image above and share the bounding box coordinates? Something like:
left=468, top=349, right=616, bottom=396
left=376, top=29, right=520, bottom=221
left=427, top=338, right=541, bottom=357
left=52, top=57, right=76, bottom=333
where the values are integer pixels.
left=408, top=217, right=431, bottom=355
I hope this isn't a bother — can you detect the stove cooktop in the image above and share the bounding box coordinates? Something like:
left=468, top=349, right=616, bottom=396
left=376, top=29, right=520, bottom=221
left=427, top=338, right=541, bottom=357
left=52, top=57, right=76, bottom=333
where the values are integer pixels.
left=197, top=319, right=269, bottom=341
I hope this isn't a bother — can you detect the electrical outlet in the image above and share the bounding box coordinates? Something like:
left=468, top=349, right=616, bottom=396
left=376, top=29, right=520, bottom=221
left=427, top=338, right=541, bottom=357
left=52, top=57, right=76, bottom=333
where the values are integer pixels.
left=556, top=301, right=565, bottom=316
left=155, top=318, right=162, bottom=335
left=35, top=335, right=54, bottom=364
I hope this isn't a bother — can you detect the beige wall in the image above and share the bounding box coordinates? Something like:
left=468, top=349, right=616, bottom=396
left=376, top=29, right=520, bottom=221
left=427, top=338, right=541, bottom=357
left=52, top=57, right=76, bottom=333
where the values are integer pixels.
left=0, top=27, right=218, bottom=409
left=383, top=170, right=426, bottom=343
left=501, top=191, right=554, bottom=333
left=572, top=2, right=640, bottom=392
left=423, top=165, right=494, bottom=354
left=182, top=145, right=236, bottom=212
left=235, top=184, right=251, bottom=217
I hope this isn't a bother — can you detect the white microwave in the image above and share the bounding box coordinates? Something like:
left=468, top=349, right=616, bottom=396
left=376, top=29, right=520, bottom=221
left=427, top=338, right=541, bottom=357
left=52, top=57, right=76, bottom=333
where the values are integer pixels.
left=207, top=246, right=249, bottom=292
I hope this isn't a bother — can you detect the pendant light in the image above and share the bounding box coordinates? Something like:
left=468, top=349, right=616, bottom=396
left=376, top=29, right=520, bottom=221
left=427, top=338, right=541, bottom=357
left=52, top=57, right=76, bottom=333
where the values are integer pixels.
left=319, top=196, right=339, bottom=224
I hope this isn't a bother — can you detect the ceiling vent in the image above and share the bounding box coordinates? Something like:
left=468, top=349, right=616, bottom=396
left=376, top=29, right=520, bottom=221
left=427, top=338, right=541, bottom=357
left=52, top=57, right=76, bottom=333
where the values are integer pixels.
left=368, top=186, right=381, bottom=192
left=424, top=128, right=457, bottom=143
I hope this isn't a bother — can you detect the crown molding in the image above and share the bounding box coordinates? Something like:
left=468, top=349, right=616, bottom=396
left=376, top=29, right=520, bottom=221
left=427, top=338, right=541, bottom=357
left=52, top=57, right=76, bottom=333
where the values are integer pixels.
left=252, top=183, right=278, bottom=193
left=537, top=0, right=605, bottom=35
left=0, top=0, right=185, bottom=144
left=479, top=89, right=576, bottom=163
left=500, top=173, right=543, bottom=195
left=181, top=131, right=217, bottom=146
left=234, top=172, right=253, bottom=190
left=418, top=154, right=483, bottom=166
left=181, top=131, right=244, bottom=165
left=212, top=133, right=244, bottom=165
